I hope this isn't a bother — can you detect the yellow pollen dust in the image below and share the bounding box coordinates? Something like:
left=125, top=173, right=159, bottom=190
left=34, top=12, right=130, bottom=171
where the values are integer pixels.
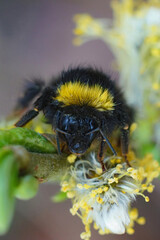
left=77, top=183, right=84, bottom=189
left=80, top=231, right=91, bottom=240
left=108, top=178, right=115, bottom=184
left=93, top=223, right=99, bottom=230
left=116, top=164, right=123, bottom=172
left=55, top=82, right=115, bottom=111
left=67, top=154, right=77, bottom=163
left=84, top=184, right=91, bottom=189
left=147, top=184, right=154, bottom=193
left=34, top=125, right=44, bottom=133
left=130, top=208, right=138, bottom=220
left=145, top=196, right=150, bottom=202
left=61, top=181, right=70, bottom=192
left=127, top=228, right=135, bottom=235
left=90, top=190, right=97, bottom=198
left=96, top=196, right=103, bottom=204
left=67, top=191, right=75, bottom=198
left=96, top=167, right=103, bottom=175
left=137, top=217, right=146, bottom=225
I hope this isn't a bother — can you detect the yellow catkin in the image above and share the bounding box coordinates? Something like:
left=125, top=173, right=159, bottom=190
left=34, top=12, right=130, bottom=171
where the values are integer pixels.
left=62, top=141, right=160, bottom=239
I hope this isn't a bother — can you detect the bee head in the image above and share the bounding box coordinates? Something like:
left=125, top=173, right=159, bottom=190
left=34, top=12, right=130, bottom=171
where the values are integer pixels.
left=56, top=111, right=99, bottom=155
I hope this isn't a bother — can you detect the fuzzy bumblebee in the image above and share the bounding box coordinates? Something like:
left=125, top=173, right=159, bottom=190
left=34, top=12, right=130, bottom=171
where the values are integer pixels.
left=15, top=67, right=134, bottom=169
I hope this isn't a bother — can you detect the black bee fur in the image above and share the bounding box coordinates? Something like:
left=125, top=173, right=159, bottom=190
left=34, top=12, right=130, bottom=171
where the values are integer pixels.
left=15, top=79, right=44, bottom=111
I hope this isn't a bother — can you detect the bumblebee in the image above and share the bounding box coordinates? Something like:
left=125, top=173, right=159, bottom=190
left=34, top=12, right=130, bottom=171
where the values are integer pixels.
left=15, top=67, right=134, bottom=170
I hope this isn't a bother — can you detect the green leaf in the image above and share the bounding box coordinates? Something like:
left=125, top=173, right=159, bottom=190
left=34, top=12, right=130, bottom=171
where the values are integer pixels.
left=0, top=128, right=56, bottom=153
left=15, top=175, right=39, bottom=200
left=0, top=149, right=19, bottom=235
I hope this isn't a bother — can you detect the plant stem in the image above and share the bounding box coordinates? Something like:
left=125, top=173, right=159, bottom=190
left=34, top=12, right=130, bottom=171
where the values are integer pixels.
left=28, top=152, right=69, bottom=182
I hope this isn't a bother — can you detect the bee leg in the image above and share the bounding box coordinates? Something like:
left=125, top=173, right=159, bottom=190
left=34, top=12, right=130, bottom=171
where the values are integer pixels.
left=99, top=129, right=117, bottom=156
left=15, top=87, right=54, bottom=127
left=15, top=108, right=39, bottom=127
left=42, top=133, right=57, bottom=146
left=121, top=125, right=131, bottom=167
left=98, top=139, right=106, bottom=172
left=42, top=130, right=62, bottom=155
